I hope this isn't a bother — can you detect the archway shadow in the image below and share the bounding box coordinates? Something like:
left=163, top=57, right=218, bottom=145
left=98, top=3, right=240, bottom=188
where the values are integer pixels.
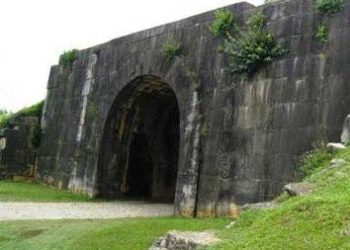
left=97, top=75, right=179, bottom=204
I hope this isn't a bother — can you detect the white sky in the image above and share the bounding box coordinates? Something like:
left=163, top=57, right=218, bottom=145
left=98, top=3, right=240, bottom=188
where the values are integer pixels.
left=0, top=0, right=263, bottom=112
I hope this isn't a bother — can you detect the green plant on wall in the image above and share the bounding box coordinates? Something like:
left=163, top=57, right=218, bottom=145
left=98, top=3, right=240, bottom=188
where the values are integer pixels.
left=210, top=10, right=287, bottom=78
left=59, top=49, right=78, bottom=69
left=316, top=22, right=329, bottom=43
left=186, top=70, right=201, bottom=91
left=315, top=0, right=344, bottom=15
left=162, top=42, right=181, bottom=61
left=209, top=9, right=236, bottom=37
left=314, top=0, right=344, bottom=44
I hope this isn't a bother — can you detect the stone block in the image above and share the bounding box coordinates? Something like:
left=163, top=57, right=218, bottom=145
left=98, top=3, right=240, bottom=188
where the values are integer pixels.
left=341, top=115, right=350, bottom=144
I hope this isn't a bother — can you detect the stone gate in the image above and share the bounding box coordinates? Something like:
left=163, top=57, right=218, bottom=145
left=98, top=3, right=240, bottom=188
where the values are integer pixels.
left=37, top=0, right=350, bottom=217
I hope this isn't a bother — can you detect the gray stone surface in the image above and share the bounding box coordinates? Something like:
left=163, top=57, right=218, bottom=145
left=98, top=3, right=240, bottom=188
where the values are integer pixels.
left=241, top=201, right=278, bottom=211
left=284, top=183, right=315, bottom=197
left=149, top=231, right=220, bottom=250
left=341, top=115, right=350, bottom=144
left=36, top=0, right=350, bottom=217
left=327, top=143, right=346, bottom=150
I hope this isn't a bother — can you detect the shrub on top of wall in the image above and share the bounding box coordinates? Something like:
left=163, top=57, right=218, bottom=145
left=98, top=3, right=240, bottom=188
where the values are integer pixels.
left=0, top=112, right=11, bottom=129
left=15, top=101, right=44, bottom=119
left=315, top=0, right=344, bottom=15
left=0, top=101, right=44, bottom=129
left=59, top=49, right=78, bottom=69
left=209, top=9, right=236, bottom=37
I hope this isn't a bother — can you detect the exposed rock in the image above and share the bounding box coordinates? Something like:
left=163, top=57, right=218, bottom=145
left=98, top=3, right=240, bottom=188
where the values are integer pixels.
left=341, top=115, right=350, bottom=144
left=284, top=183, right=315, bottom=197
left=240, top=201, right=278, bottom=211
left=340, top=228, right=350, bottom=237
left=326, top=143, right=346, bottom=151
left=225, top=221, right=236, bottom=229
left=149, top=231, right=220, bottom=250
left=329, top=158, right=346, bottom=168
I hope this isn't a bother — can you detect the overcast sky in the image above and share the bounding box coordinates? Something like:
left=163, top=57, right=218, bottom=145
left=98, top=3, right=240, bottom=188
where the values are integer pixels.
left=0, top=0, right=263, bottom=112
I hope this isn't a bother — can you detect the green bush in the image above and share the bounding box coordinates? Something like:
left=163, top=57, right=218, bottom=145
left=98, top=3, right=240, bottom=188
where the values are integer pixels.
left=16, top=100, right=44, bottom=118
left=217, top=11, right=287, bottom=78
left=0, top=101, right=44, bottom=129
left=59, top=49, right=78, bottom=69
left=209, top=9, right=235, bottom=37
left=0, top=113, right=11, bottom=129
left=163, top=42, right=181, bottom=61
left=315, top=0, right=344, bottom=15
left=224, top=31, right=286, bottom=77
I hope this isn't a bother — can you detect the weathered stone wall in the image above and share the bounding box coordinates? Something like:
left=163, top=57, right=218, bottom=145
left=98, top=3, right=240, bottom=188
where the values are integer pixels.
left=0, top=117, right=38, bottom=176
left=38, top=0, right=350, bottom=217
left=196, top=0, right=350, bottom=216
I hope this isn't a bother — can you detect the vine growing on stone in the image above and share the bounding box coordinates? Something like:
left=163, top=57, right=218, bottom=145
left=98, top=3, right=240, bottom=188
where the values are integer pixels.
left=210, top=9, right=287, bottom=78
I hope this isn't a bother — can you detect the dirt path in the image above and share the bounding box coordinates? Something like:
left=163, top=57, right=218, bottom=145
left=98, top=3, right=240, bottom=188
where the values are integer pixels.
left=0, top=201, right=174, bottom=220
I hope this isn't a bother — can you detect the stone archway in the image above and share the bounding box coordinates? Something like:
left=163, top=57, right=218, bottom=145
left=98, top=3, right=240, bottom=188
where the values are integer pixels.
left=97, top=75, right=180, bottom=203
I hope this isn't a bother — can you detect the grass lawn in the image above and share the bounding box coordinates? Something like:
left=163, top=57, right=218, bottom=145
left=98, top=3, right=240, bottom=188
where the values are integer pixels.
left=0, top=217, right=230, bottom=250
left=0, top=181, right=91, bottom=202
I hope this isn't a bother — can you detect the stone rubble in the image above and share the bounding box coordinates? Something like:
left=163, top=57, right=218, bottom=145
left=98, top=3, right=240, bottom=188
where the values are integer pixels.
left=149, top=231, right=220, bottom=250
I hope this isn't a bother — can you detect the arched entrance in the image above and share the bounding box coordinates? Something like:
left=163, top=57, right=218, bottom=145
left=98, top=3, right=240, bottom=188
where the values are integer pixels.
left=97, top=75, right=179, bottom=203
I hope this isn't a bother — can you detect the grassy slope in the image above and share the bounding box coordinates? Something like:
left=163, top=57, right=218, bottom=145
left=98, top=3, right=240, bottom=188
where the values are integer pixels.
left=0, top=218, right=230, bottom=250
left=211, top=147, right=350, bottom=250
left=0, top=181, right=91, bottom=202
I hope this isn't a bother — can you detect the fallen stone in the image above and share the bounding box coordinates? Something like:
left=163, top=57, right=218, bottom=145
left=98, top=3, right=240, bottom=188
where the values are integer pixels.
left=341, top=115, right=350, bottom=144
left=329, top=158, right=346, bottom=168
left=326, top=143, right=346, bottom=150
left=340, top=228, right=350, bottom=237
left=149, top=230, right=220, bottom=250
left=240, top=201, right=278, bottom=211
left=284, top=183, right=315, bottom=197
left=225, top=221, right=236, bottom=229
